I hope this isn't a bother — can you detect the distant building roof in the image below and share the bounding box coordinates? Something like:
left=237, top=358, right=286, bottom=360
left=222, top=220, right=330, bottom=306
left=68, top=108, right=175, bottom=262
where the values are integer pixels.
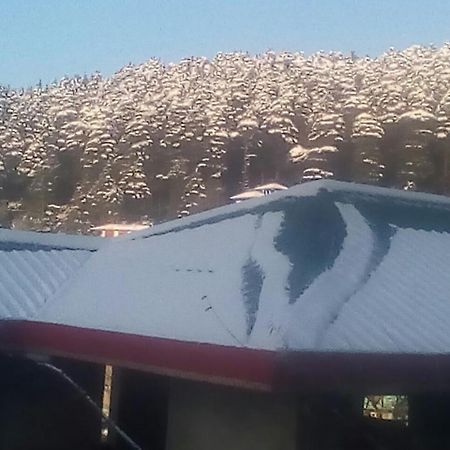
left=91, top=223, right=150, bottom=232
left=230, top=190, right=265, bottom=201
left=3, top=181, right=450, bottom=391
left=230, top=183, right=288, bottom=201
left=253, top=182, right=288, bottom=191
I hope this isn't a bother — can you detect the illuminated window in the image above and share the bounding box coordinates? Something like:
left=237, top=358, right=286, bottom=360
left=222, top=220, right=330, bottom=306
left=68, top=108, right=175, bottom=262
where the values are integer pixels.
left=363, top=395, right=408, bottom=423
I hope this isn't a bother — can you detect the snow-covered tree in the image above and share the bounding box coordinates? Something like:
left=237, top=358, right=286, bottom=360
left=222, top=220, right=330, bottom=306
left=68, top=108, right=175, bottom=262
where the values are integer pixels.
left=1, top=44, right=450, bottom=231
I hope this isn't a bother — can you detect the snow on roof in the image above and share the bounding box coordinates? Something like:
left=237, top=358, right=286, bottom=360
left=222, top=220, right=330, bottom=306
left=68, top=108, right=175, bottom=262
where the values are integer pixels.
left=91, top=223, right=150, bottom=232
left=230, top=190, right=265, bottom=200
left=125, top=180, right=450, bottom=243
left=0, top=228, right=105, bottom=251
left=230, top=183, right=288, bottom=200
left=4, top=180, right=450, bottom=388
left=0, top=249, right=92, bottom=320
left=0, top=228, right=104, bottom=321
left=34, top=180, right=450, bottom=353
left=253, top=183, right=288, bottom=191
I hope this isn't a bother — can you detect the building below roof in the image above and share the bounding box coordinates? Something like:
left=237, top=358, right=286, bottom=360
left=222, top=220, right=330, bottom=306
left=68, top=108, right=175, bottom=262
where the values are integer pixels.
left=91, top=223, right=150, bottom=237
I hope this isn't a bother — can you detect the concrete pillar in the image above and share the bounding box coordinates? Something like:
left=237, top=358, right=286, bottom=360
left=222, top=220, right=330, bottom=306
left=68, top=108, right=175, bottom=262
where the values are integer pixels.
left=165, top=380, right=298, bottom=450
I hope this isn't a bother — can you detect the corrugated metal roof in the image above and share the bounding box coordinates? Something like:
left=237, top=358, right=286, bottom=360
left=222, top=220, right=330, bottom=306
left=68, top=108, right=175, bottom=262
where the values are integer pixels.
left=0, top=229, right=103, bottom=320
left=321, top=227, right=450, bottom=353
left=0, top=249, right=91, bottom=320
left=4, top=180, right=450, bottom=361
left=35, top=180, right=450, bottom=355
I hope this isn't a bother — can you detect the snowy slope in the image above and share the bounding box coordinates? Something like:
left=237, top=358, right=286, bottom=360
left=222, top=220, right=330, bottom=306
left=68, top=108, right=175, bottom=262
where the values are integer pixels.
left=32, top=180, right=450, bottom=355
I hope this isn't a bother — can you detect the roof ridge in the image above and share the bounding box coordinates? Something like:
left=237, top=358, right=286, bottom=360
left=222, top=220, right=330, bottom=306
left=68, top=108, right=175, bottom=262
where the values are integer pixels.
left=0, top=228, right=106, bottom=251
left=122, top=180, right=450, bottom=242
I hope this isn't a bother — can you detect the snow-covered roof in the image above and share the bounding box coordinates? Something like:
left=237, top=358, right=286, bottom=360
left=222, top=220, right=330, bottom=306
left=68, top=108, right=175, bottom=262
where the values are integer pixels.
left=0, top=229, right=105, bottom=321
left=253, top=183, right=288, bottom=191
left=0, top=228, right=104, bottom=251
left=3, top=180, right=450, bottom=390
left=230, top=183, right=288, bottom=201
left=230, top=190, right=265, bottom=200
left=91, top=223, right=149, bottom=232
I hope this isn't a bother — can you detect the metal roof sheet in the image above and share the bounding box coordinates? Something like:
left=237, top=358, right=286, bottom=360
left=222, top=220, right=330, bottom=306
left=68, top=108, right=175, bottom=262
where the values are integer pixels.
left=0, top=229, right=102, bottom=320
left=36, top=180, right=450, bottom=355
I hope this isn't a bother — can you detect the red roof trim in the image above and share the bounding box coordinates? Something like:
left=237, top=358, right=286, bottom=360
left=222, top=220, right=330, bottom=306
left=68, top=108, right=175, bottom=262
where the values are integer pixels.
left=3, top=321, right=450, bottom=393
left=0, top=321, right=277, bottom=390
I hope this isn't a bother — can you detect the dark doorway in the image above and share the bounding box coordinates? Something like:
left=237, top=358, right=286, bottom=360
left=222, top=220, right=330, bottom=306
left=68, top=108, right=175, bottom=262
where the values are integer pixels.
left=114, top=368, right=169, bottom=450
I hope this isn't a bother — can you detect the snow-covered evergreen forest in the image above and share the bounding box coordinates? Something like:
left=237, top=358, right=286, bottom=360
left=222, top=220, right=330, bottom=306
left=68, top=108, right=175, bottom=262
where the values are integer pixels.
left=1, top=44, right=450, bottom=232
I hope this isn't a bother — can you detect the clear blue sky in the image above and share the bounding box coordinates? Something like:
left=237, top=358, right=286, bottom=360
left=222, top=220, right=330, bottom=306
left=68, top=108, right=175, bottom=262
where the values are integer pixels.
left=1, top=0, right=449, bottom=88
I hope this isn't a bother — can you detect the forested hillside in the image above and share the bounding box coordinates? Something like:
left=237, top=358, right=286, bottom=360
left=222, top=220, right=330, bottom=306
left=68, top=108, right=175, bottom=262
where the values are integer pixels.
left=1, top=44, right=450, bottom=232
